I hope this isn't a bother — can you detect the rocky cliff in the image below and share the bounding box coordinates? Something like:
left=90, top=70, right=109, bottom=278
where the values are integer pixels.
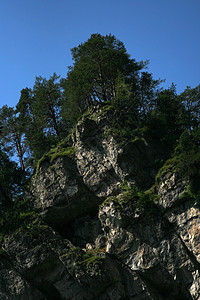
left=0, top=107, right=200, bottom=299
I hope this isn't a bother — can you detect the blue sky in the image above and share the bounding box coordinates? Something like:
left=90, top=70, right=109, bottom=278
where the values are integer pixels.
left=0, top=0, right=200, bottom=108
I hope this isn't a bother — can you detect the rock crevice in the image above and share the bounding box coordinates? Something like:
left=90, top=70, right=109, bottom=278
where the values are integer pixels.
left=1, top=109, right=200, bottom=299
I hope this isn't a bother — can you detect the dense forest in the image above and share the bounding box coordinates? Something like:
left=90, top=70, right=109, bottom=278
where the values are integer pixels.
left=0, top=33, right=200, bottom=209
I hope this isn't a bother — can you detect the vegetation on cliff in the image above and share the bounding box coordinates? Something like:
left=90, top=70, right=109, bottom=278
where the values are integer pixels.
left=0, top=32, right=199, bottom=219
left=0, top=33, right=200, bottom=300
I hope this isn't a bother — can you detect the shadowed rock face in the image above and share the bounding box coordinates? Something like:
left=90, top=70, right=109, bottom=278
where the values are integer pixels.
left=1, top=108, right=200, bottom=299
left=73, top=114, right=157, bottom=196
left=30, top=109, right=158, bottom=230
left=31, top=156, right=101, bottom=231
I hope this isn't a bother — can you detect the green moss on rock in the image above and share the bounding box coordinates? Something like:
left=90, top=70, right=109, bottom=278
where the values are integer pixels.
left=36, top=142, right=76, bottom=172
left=179, top=184, right=200, bottom=206
left=100, top=182, right=158, bottom=217
left=65, top=247, right=104, bottom=276
left=81, top=251, right=104, bottom=275
left=155, top=151, right=200, bottom=186
left=0, top=198, right=39, bottom=239
left=155, top=157, right=178, bottom=185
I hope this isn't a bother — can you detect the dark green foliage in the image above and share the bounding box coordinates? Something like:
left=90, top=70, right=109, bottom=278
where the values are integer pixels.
left=155, top=152, right=200, bottom=186
left=179, top=184, right=200, bottom=206
left=36, top=138, right=75, bottom=172
left=65, top=247, right=104, bottom=276
left=81, top=250, right=104, bottom=273
left=173, top=128, right=200, bottom=182
left=0, top=105, right=27, bottom=171
left=0, top=197, right=39, bottom=247
left=1, top=34, right=199, bottom=175
left=7, top=34, right=182, bottom=171
left=0, top=34, right=199, bottom=222
left=101, top=182, right=158, bottom=216
left=174, top=127, right=200, bottom=155
left=111, top=72, right=139, bottom=127
left=155, top=128, right=200, bottom=188
left=0, top=149, right=25, bottom=207
left=121, top=182, right=158, bottom=213
left=178, top=84, right=200, bottom=129
left=32, top=73, right=62, bottom=138
left=105, top=125, right=147, bottom=147
left=155, top=157, right=178, bottom=185
left=136, top=71, right=162, bottom=118
left=61, top=33, right=147, bottom=126
left=178, top=151, right=200, bottom=180
left=146, top=85, right=185, bottom=150
left=0, top=152, right=36, bottom=242
left=69, top=33, right=143, bottom=102
left=16, top=73, right=63, bottom=167
left=1, top=33, right=200, bottom=273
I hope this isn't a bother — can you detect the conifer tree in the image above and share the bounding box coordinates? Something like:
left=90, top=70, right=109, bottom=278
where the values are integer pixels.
left=0, top=105, right=26, bottom=171
left=62, top=33, right=145, bottom=125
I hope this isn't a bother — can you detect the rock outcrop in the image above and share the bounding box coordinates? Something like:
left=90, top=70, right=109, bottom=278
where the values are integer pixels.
left=1, top=107, right=200, bottom=299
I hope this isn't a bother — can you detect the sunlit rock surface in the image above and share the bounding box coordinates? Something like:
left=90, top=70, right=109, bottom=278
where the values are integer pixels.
left=1, top=108, right=200, bottom=299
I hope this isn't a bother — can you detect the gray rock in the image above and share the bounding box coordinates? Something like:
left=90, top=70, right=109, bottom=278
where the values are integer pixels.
left=1, top=108, right=200, bottom=299
left=99, top=190, right=200, bottom=299
left=31, top=157, right=101, bottom=230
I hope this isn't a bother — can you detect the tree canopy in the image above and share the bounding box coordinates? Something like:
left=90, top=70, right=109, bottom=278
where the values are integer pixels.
left=0, top=149, right=24, bottom=208
left=61, top=33, right=150, bottom=124
left=15, top=73, right=63, bottom=166
left=0, top=33, right=199, bottom=175
left=0, top=105, right=26, bottom=171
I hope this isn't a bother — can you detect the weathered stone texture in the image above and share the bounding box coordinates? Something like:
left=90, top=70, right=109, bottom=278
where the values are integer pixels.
left=1, top=109, right=200, bottom=299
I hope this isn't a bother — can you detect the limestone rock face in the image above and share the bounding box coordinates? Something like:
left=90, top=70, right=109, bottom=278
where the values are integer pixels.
left=1, top=108, right=200, bottom=299
left=30, top=108, right=157, bottom=228
left=0, top=257, right=43, bottom=300
left=31, top=156, right=100, bottom=230
left=72, top=110, right=156, bottom=197
left=73, top=117, right=127, bottom=197
left=99, top=198, right=198, bottom=299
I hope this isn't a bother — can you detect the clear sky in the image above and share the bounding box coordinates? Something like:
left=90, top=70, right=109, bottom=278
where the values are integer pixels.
left=0, top=0, right=200, bottom=108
